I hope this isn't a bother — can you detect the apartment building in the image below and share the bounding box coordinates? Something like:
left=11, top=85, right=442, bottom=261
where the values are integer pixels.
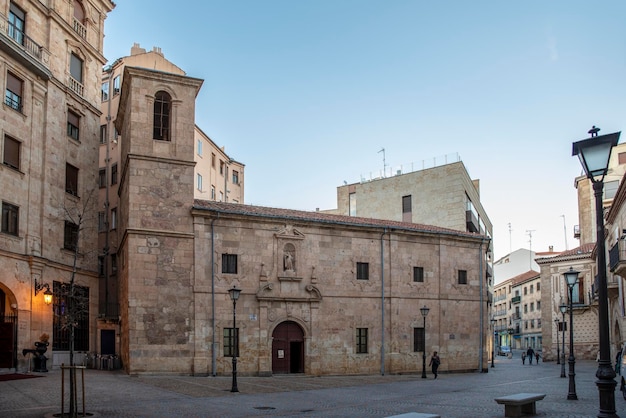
left=0, top=0, right=114, bottom=370
left=539, top=140, right=626, bottom=362
left=96, top=44, right=244, bottom=357
left=512, top=271, right=542, bottom=350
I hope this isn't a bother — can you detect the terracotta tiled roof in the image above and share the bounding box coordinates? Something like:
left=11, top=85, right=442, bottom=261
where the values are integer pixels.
left=510, top=270, right=540, bottom=286
left=192, top=200, right=485, bottom=240
left=535, top=243, right=594, bottom=264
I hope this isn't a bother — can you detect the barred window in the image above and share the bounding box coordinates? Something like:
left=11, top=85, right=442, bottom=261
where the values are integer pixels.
left=356, top=328, right=368, bottom=354
left=413, top=266, right=424, bottom=282
left=222, top=254, right=237, bottom=274
left=356, top=262, right=369, bottom=280
left=224, top=327, right=239, bottom=357
left=52, top=281, right=89, bottom=351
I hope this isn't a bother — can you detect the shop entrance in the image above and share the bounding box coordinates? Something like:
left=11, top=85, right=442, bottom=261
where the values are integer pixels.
left=272, top=321, right=304, bottom=374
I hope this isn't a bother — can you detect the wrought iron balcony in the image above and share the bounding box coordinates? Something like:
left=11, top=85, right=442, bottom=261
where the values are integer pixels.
left=511, top=295, right=521, bottom=304
left=609, top=239, right=626, bottom=275
left=0, top=12, right=50, bottom=80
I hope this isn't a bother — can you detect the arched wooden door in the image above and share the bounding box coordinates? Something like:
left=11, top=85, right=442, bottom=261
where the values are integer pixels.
left=272, top=321, right=304, bottom=374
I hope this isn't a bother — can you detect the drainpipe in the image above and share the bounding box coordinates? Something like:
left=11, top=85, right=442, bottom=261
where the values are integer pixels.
left=478, top=240, right=484, bottom=371
left=380, top=228, right=388, bottom=375
left=211, top=216, right=218, bottom=376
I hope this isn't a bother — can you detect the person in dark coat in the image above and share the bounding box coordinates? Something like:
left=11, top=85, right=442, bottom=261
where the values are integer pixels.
left=429, top=351, right=440, bottom=379
left=526, top=347, right=535, bottom=365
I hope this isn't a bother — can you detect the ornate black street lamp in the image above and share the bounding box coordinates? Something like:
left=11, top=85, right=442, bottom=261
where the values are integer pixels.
left=559, top=300, right=567, bottom=378
left=554, top=318, right=560, bottom=365
left=490, top=317, right=496, bottom=368
left=420, top=305, right=429, bottom=379
left=572, top=127, right=620, bottom=416
left=563, top=267, right=579, bottom=400
left=228, top=285, right=241, bottom=393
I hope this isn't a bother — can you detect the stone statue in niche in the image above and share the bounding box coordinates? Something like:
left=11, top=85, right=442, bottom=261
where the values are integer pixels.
left=283, top=243, right=296, bottom=272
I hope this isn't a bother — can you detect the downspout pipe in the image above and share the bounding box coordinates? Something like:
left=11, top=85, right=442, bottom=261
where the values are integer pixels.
left=380, top=227, right=388, bottom=375
left=478, top=239, right=484, bottom=372
left=211, top=216, right=218, bottom=376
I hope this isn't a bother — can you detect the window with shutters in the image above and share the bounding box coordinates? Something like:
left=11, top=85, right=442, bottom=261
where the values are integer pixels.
left=5, top=72, right=23, bottom=112
left=1, top=202, right=19, bottom=236
left=67, top=110, right=80, bottom=141
left=3, top=135, right=20, bottom=170
left=65, top=164, right=79, bottom=196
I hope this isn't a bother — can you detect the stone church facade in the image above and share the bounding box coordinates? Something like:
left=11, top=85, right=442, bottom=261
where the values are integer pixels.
left=114, top=66, right=491, bottom=376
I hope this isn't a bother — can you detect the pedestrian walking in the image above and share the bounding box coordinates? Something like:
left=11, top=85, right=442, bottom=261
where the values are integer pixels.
left=535, top=352, right=540, bottom=364
left=521, top=352, right=526, bottom=365
left=526, top=347, right=535, bottom=365
left=429, top=351, right=440, bottom=379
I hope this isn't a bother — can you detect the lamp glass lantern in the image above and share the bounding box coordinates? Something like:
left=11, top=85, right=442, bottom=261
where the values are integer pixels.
left=420, top=306, right=430, bottom=319
left=572, top=132, right=619, bottom=181
left=563, top=267, right=579, bottom=290
left=228, top=286, right=241, bottom=301
left=420, top=305, right=429, bottom=378
left=43, top=288, right=53, bottom=305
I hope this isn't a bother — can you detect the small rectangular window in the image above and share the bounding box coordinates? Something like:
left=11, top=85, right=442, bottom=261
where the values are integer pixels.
left=64, top=220, right=79, bottom=251
left=402, top=195, right=412, bottom=213
left=537, top=301, right=541, bottom=310
left=536, top=282, right=540, bottom=291
left=65, top=163, right=79, bottom=196
left=111, top=208, right=117, bottom=230
left=356, top=262, right=369, bottom=280
left=98, top=169, right=106, bottom=188
left=111, top=253, right=117, bottom=273
left=458, top=269, right=467, bottom=285
left=222, top=254, right=237, bottom=274
left=211, top=185, right=216, bottom=200
left=232, top=170, right=239, bottom=185
left=67, top=110, right=80, bottom=140
left=197, top=139, right=203, bottom=156
left=1, top=201, right=19, bottom=236
left=101, top=81, right=109, bottom=101
left=211, top=153, right=216, bottom=168
left=413, top=266, right=424, bottom=282
left=111, top=164, right=118, bottom=185
left=113, top=75, right=120, bottom=96
left=197, top=174, right=203, bottom=191
left=356, top=328, right=368, bottom=354
left=3, top=135, right=20, bottom=170
left=220, top=160, right=224, bottom=175
left=224, top=327, right=239, bottom=357
left=98, top=256, right=105, bottom=276
left=5, top=72, right=23, bottom=112
left=413, top=327, right=425, bottom=352
left=98, top=211, right=106, bottom=232
left=100, top=125, right=107, bottom=144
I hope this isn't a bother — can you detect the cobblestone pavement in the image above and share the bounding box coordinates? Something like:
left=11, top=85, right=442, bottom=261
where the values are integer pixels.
left=1, top=354, right=625, bottom=417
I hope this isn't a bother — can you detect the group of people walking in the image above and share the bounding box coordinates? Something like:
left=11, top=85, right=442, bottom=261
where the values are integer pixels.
left=521, top=346, right=540, bottom=365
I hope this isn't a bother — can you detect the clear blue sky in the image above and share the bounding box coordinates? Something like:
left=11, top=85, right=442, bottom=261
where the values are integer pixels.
left=104, top=1, right=626, bottom=260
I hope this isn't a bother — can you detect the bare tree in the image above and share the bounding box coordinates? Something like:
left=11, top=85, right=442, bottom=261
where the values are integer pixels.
left=56, top=189, right=97, bottom=417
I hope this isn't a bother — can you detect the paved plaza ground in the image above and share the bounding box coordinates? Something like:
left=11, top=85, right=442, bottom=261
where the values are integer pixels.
left=1, top=351, right=625, bottom=417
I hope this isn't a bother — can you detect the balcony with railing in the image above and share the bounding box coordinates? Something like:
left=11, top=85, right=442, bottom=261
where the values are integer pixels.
left=68, top=75, right=84, bottom=97
left=511, top=295, right=521, bottom=304
left=609, top=239, right=626, bottom=276
left=0, top=12, right=50, bottom=79
left=72, top=17, right=87, bottom=39
left=512, top=312, right=521, bottom=320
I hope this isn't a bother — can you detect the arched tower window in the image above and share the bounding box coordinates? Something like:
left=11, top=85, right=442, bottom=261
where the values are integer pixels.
left=73, top=1, right=85, bottom=24
left=153, top=91, right=171, bottom=141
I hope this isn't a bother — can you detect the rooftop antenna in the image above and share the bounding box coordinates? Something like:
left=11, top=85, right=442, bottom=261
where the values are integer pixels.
left=378, top=148, right=387, bottom=177
left=560, top=215, right=568, bottom=250
left=526, top=230, right=535, bottom=269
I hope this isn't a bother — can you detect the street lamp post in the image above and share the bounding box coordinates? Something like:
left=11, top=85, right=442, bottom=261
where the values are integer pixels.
left=554, top=318, right=560, bottom=365
left=228, top=285, right=241, bottom=393
left=559, top=301, right=567, bottom=378
left=420, top=306, right=429, bottom=379
left=572, top=127, right=620, bottom=416
left=563, top=268, right=579, bottom=400
left=490, top=318, right=496, bottom=368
